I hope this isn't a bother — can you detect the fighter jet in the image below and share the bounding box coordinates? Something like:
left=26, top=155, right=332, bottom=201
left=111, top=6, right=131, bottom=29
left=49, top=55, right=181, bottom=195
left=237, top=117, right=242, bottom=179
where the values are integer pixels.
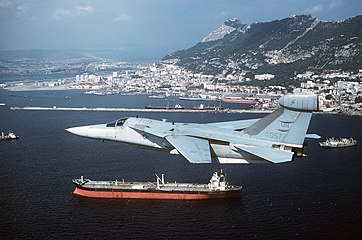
left=66, top=94, right=319, bottom=164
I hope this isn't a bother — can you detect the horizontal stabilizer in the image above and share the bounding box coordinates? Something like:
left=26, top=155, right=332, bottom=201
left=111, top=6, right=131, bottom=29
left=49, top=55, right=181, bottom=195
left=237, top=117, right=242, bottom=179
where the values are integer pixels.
left=233, top=144, right=293, bottom=163
left=305, top=133, right=321, bottom=139
left=166, top=135, right=211, bottom=163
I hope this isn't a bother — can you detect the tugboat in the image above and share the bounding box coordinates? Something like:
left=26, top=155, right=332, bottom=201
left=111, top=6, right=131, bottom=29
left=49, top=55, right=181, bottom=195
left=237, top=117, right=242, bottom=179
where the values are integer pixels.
left=72, top=170, right=242, bottom=200
left=0, top=131, right=19, bottom=140
left=319, top=137, right=357, bottom=148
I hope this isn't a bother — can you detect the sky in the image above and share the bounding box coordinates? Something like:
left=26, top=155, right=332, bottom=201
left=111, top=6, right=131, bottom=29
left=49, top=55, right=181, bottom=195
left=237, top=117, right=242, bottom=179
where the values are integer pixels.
left=0, top=0, right=361, bottom=60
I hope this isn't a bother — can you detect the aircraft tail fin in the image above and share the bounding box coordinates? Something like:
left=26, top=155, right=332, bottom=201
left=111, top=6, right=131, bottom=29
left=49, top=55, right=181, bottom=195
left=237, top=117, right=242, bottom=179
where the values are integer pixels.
left=243, top=95, right=318, bottom=147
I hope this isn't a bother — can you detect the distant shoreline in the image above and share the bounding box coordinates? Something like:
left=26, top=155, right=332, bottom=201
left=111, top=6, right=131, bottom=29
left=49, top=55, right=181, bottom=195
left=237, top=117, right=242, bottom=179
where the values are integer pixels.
left=2, top=80, right=74, bottom=92
left=2, top=81, right=361, bottom=117
left=4, top=86, right=71, bottom=91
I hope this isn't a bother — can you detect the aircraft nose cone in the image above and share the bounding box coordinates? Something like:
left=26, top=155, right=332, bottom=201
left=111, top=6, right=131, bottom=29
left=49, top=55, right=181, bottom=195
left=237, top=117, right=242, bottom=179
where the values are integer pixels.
left=65, top=126, right=89, bottom=137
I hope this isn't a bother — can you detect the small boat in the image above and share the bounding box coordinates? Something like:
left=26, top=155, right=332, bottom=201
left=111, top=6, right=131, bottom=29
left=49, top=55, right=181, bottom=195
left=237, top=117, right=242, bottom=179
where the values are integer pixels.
left=319, top=137, right=357, bottom=148
left=72, top=170, right=242, bottom=200
left=0, top=131, right=19, bottom=140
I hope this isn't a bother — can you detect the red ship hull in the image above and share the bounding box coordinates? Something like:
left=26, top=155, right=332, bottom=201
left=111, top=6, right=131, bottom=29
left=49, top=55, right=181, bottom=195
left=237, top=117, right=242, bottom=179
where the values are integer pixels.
left=73, top=186, right=241, bottom=200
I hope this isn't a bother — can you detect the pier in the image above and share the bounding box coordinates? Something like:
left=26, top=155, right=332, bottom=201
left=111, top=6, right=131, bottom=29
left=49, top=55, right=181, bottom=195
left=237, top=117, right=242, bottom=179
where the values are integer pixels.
left=10, top=106, right=272, bottom=114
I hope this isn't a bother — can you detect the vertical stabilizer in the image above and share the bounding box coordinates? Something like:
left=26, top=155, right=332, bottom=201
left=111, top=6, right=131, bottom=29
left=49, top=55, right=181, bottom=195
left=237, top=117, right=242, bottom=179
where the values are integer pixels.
left=243, top=95, right=318, bottom=147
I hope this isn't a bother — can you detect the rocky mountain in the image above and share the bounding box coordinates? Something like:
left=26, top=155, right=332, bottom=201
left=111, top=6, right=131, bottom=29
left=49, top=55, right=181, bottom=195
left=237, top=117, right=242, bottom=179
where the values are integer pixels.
left=162, top=14, right=362, bottom=84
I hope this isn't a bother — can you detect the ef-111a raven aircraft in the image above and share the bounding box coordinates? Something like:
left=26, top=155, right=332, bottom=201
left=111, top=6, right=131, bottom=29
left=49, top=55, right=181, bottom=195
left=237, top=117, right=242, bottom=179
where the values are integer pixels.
left=66, top=94, right=319, bottom=164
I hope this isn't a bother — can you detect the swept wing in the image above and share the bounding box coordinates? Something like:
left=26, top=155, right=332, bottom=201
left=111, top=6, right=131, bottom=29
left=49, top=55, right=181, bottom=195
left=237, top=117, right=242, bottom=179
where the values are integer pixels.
left=165, top=136, right=212, bottom=163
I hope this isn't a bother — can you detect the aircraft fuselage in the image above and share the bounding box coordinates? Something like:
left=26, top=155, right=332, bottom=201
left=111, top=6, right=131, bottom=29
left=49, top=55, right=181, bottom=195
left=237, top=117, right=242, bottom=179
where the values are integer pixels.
left=66, top=94, right=319, bottom=164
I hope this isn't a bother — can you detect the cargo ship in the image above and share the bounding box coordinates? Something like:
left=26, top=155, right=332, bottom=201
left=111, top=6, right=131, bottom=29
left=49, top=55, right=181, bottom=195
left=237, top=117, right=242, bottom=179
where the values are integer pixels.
left=72, top=171, right=242, bottom=200
left=319, top=137, right=357, bottom=148
left=0, top=131, right=19, bottom=140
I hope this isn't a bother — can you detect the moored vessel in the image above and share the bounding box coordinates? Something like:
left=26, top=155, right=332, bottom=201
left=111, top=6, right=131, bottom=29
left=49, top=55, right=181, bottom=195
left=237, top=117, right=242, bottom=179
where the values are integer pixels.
left=72, top=171, right=242, bottom=200
left=145, top=104, right=185, bottom=110
left=0, top=131, right=19, bottom=140
left=221, top=98, right=258, bottom=104
left=319, top=137, right=357, bottom=148
left=191, top=103, right=224, bottom=111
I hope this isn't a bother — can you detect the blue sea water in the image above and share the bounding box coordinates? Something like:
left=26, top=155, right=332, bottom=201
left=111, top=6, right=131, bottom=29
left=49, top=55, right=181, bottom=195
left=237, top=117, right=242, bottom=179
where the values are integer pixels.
left=0, top=89, right=361, bottom=239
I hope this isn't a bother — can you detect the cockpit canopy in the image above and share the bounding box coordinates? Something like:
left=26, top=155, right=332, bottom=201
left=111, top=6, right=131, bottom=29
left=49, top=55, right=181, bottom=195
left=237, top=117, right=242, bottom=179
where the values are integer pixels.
left=106, top=118, right=128, bottom=127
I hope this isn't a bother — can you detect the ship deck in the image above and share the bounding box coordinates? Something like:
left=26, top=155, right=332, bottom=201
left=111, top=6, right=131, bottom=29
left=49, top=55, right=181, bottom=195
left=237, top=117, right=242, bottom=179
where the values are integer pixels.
left=76, top=180, right=241, bottom=192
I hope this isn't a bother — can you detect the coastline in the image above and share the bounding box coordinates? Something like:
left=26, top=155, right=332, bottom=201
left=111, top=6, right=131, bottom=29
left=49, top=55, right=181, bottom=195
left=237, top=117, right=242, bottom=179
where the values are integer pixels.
left=2, top=82, right=361, bottom=117
left=3, top=83, right=75, bottom=92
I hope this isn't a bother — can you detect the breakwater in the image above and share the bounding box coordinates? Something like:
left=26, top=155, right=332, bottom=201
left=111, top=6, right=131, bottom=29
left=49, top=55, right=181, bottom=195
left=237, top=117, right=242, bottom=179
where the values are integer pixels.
left=10, top=106, right=272, bottom=114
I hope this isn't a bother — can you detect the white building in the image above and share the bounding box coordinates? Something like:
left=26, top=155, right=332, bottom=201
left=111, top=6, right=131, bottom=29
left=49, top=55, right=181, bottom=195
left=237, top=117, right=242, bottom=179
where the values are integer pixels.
left=255, top=74, right=275, bottom=81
